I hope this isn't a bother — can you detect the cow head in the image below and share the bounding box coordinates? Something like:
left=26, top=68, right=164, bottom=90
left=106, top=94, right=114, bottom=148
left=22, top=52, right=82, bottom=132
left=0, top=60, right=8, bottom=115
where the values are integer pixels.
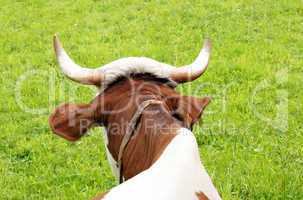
left=49, top=35, right=212, bottom=179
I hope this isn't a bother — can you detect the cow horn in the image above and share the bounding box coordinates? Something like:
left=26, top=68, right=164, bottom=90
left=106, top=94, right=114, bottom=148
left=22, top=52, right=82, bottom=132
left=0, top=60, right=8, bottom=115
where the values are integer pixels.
left=169, top=39, right=211, bottom=83
left=53, top=34, right=103, bottom=85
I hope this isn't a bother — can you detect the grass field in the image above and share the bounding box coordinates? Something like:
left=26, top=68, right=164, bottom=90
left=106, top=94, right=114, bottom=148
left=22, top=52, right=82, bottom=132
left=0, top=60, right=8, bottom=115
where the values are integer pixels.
left=0, top=0, right=302, bottom=199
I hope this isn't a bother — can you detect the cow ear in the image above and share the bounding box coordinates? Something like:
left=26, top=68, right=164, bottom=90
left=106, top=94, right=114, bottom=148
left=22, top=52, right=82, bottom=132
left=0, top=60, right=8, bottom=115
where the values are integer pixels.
left=172, top=96, right=211, bottom=128
left=49, top=103, right=97, bottom=141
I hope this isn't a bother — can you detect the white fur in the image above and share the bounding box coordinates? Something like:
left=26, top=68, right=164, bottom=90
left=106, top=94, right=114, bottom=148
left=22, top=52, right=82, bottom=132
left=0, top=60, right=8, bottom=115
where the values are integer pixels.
left=102, top=128, right=120, bottom=179
left=97, top=57, right=177, bottom=91
left=102, top=128, right=221, bottom=200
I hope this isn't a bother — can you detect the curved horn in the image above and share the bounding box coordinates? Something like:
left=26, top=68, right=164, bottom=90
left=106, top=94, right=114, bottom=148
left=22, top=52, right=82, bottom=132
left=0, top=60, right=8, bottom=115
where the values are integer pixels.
left=169, top=39, right=211, bottom=83
left=53, top=34, right=103, bottom=85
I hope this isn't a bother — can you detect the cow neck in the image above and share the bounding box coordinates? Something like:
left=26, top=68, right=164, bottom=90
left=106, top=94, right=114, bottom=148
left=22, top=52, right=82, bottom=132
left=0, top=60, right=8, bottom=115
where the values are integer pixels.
left=119, top=102, right=182, bottom=180
left=102, top=78, right=182, bottom=181
left=116, top=99, right=163, bottom=183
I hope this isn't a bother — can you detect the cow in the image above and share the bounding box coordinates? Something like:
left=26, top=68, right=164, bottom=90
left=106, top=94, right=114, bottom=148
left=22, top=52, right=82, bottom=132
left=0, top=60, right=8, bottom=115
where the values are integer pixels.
left=49, top=35, right=222, bottom=200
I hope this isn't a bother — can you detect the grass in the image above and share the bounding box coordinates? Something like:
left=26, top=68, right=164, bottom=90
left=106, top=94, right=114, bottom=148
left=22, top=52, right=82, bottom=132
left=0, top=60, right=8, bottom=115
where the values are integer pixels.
left=0, top=0, right=302, bottom=199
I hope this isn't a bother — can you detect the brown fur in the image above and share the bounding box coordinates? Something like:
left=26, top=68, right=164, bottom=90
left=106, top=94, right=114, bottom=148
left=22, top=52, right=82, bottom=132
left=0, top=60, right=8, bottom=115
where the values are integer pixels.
left=49, top=103, right=96, bottom=141
left=196, top=191, right=209, bottom=200
left=49, top=75, right=211, bottom=197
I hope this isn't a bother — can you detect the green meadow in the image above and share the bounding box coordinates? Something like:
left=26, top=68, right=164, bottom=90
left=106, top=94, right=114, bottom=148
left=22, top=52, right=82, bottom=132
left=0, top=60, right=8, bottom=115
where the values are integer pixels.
left=0, top=0, right=302, bottom=199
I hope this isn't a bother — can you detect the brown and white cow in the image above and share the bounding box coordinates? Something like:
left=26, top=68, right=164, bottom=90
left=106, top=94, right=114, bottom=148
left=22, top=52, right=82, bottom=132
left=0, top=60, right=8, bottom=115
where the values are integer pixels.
left=49, top=35, right=222, bottom=200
